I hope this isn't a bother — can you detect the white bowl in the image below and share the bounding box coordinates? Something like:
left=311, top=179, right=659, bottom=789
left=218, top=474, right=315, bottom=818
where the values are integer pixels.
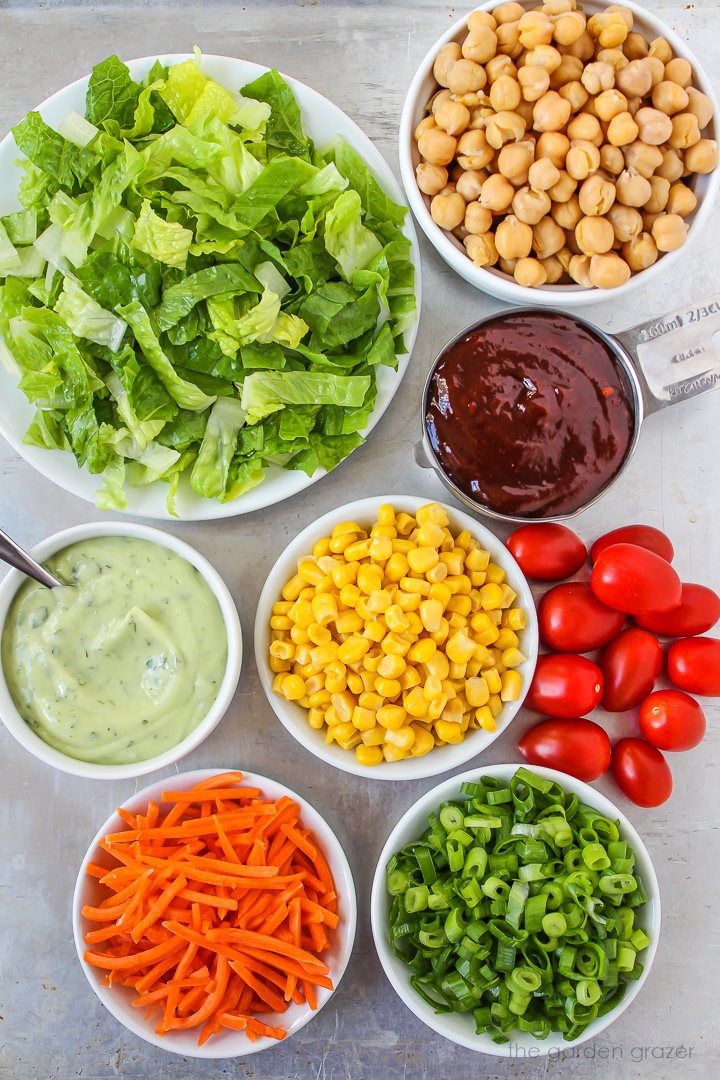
left=399, top=0, right=720, bottom=307
left=371, top=763, right=661, bottom=1055
left=0, top=54, right=421, bottom=520
left=72, top=768, right=357, bottom=1058
left=254, top=496, right=538, bottom=780
left=0, top=523, right=242, bottom=779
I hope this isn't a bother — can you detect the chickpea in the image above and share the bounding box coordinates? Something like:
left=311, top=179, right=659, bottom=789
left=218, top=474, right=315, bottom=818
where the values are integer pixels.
left=553, top=12, right=586, bottom=47
left=616, top=167, right=652, bottom=206
left=416, top=162, right=448, bottom=196
left=666, top=181, right=697, bottom=217
left=541, top=253, right=565, bottom=282
left=581, top=62, right=615, bottom=95
left=550, top=55, right=584, bottom=89
left=486, top=54, right=518, bottom=83
left=512, top=185, right=552, bottom=224
left=435, top=99, right=471, bottom=137
left=524, top=44, right=563, bottom=74
left=464, top=232, right=499, bottom=267
left=499, top=256, right=519, bottom=274
left=589, top=252, right=631, bottom=288
left=684, top=139, right=719, bottom=174
left=528, top=157, right=561, bottom=190
left=433, top=43, right=462, bottom=88
left=448, top=59, right=487, bottom=96
left=566, top=139, right=601, bottom=180
left=652, top=80, right=690, bottom=116
left=623, top=140, right=663, bottom=179
left=456, top=168, right=487, bottom=200
left=556, top=245, right=573, bottom=272
left=468, top=105, right=493, bottom=129
left=518, top=64, right=551, bottom=101
left=624, top=32, right=649, bottom=61
left=454, top=91, right=484, bottom=108
left=418, top=128, right=457, bottom=166
left=457, top=132, right=495, bottom=170
left=655, top=146, right=685, bottom=182
left=685, top=88, right=714, bottom=131
left=532, top=214, right=566, bottom=258
left=514, top=255, right=548, bottom=286
left=575, top=214, right=615, bottom=255
left=516, top=98, right=537, bottom=126
left=543, top=0, right=574, bottom=15
left=490, top=75, right=522, bottom=113
left=595, top=89, right=628, bottom=122
left=480, top=172, right=516, bottom=211
left=414, top=115, right=437, bottom=141
left=607, top=111, right=639, bottom=147
left=643, top=56, right=666, bottom=88
left=430, top=88, right=453, bottom=116
left=578, top=174, right=616, bottom=216
left=449, top=162, right=466, bottom=184
left=552, top=193, right=582, bottom=229
left=537, top=131, right=570, bottom=168
left=431, top=190, right=466, bottom=230
left=496, top=21, right=522, bottom=57
left=645, top=175, right=670, bottom=213
left=495, top=214, right=534, bottom=258
left=518, top=10, right=554, bottom=49
left=600, top=143, right=625, bottom=174
left=567, top=112, right=603, bottom=145
left=498, top=141, right=535, bottom=185
left=461, top=28, right=496, bottom=65
left=665, top=57, right=693, bottom=88
left=568, top=252, right=593, bottom=286
left=493, top=2, right=525, bottom=24
left=669, top=113, right=701, bottom=150
left=634, top=107, right=673, bottom=146
left=465, top=201, right=493, bottom=234
left=588, top=11, right=629, bottom=49
left=533, top=90, right=572, bottom=132
left=652, top=212, right=688, bottom=251
left=486, top=111, right=527, bottom=149
left=467, top=10, right=498, bottom=32
left=622, top=230, right=658, bottom=270
left=615, top=59, right=653, bottom=98
left=649, top=37, right=673, bottom=64
left=547, top=169, right=577, bottom=202
left=558, top=80, right=589, bottom=113
left=608, top=203, right=643, bottom=242
left=564, top=30, right=595, bottom=62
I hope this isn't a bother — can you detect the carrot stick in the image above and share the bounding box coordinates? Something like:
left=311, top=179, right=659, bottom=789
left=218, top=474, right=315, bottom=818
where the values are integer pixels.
left=281, top=824, right=317, bottom=860
left=84, top=937, right=183, bottom=972
left=130, top=874, right=188, bottom=943
left=162, top=788, right=261, bottom=803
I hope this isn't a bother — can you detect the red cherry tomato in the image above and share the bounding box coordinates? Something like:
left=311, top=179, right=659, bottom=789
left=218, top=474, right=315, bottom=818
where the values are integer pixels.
left=518, top=717, right=611, bottom=781
left=634, top=583, right=720, bottom=637
left=590, top=525, right=674, bottom=565
left=611, top=738, right=673, bottom=807
left=638, top=690, right=706, bottom=752
left=667, top=637, right=720, bottom=696
left=591, top=543, right=682, bottom=614
left=538, top=583, right=626, bottom=653
left=601, top=628, right=663, bottom=712
left=506, top=524, right=587, bottom=581
left=525, top=654, right=603, bottom=718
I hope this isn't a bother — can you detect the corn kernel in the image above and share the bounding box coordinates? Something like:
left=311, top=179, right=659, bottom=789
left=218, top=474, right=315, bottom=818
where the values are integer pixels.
left=401, top=576, right=431, bottom=596
left=416, top=502, right=448, bottom=527
left=428, top=582, right=452, bottom=609
left=487, top=609, right=503, bottom=625
left=409, top=725, right=435, bottom=756
left=426, top=563, right=448, bottom=584
left=281, top=574, right=305, bottom=601
left=325, top=705, right=341, bottom=727
left=441, top=698, right=464, bottom=725
left=466, top=676, right=490, bottom=708
left=425, top=649, right=450, bottom=681
left=427, top=693, right=448, bottom=720
left=470, top=571, right=487, bottom=588
left=270, top=615, right=293, bottom=631
left=311, top=593, right=338, bottom=625
left=446, top=631, right=477, bottom=665
left=455, top=529, right=472, bottom=551
left=307, top=707, right=325, bottom=730
left=369, top=535, right=393, bottom=562
left=500, top=584, right=517, bottom=609
left=394, top=512, right=416, bottom=536
left=308, top=689, right=331, bottom=708
left=363, top=620, right=386, bottom=643
left=395, top=590, right=421, bottom=612
left=352, top=705, right=376, bottom=731
left=378, top=654, right=406, bottom=680
left=471, top=613, right=500, bottom=645
left=356, top=744, right=383, bottom=767
left=465, top=547, right=490, bottom=572
left=340, top=583, right=361, bottom=608
left=392, top=539, right=415, bottom=556
left=310, top=643, right=338, bottom=668
left=417, top=522, right=446, bottom=548
left=447, top=594, right=472, bottom=617
left=313, top=538, right=331, bottom=558
left=355, top=598, right=373, bottom=622
left=434, top=718, right=465, bottom=744
left=269, top=656, right=292, bottom=674
left=383, top=743, right=409, bottom=762
left=502, top=647, right=527, bottom=669
left=489, top=694, right=503, bottom=718
left=423, top=675, right=443, bottom=701
left=407, top=637, right=436, bottom=664
left=479, top=582, right=504, bottom=611
left=400, top=666, right=421, bottom=690
left=495, top=628, right=519, bottom=651
left=335, top=610, right=363, bottom=635
left=374, top=676, right=401, bottom=699
left=329, top=533, right=359, bottom=555
left=485, top=562, right=506, bottom=585
left=381, top=632, right=411, bottom=657
left=362, top=726, right=385, bottom=746
left=362, top=649, right=383, bottom=673
left=484, top=667, right=502, bottom=694
left=331, top=563, right=357, bottom=589
left=282, top=674, right=305, bottom=701
left=500, top=670, right=523, bottom=702
left=419, top=598, right=444, bottom=632
left=337, top=636, right=370, bottom=665
left=448, top=661, right=467, bottom=680
left=447, top=613, right=468, bottom=631
left=367, top=589, right=391, bottom=613
left=272, top=600, right=293, bottom=615
left=272, top=672, right=287, bottom=694
left=357, top=564, right=383, bottom=594
left=440, top=550, right=464, bottom=576
left=384, top=725, right=416, bottom=750
left=506, top=608, right=526, bottom=631
left=270, top=639, right=295, bottom=661
left=475, top=705, right=497, bottom=731
left=308, top=623, right=331, bottom=647
left=347, top=672, right=364, bottom=695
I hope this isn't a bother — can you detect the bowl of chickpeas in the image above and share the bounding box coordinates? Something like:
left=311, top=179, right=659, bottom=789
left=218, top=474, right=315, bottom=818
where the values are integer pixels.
left=399, top=0, right=719, bottom=301
left=254, top=498, right=539, bottom=780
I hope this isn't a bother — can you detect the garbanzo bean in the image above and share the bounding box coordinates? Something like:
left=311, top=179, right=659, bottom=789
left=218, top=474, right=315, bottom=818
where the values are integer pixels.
left=566, top=112, right=602, bottom=145
left=486, top=54, right=518, bottom=83
left=463, top=25, right=498, bottom=63
left=652, top=212, right=688, bottom=251
left=498, top=141, right=535, bottom=185
left=533, top=90, right=572, bottom=131
left=486, top=110, right=527, bottom=148
left=568, top=252, right=592, bottom=285
left=666, top=181, right=697, bottom=217
left=433, top=43, right=462, bottom=88
left=514, top=255, right=548, bottom=286
left=416, top=162, right=448, bottom=196
left=600, top=143, right=625, bottom=174
left=549, top=55, right=584, bottom=90
left=547, top=168, right=577, bottom=202
left=616, top=166, right=652, bottom=206
left=652, top=80, right=689, bottom=115
left=685, top=88, right=714, bottom=131
left=456, top=168, right=486, bottom=200
left=431, top=190, right=466, bottom=230
left=655, top=146, right=685, bottom=181
left=525, top=43, right=563, bottom=73
left=558, top=80, right=589, bottom=113
left=417, top=127, right=458, bottom=167
left=576, top=214, right=615, bottom=255
left=456, top=129, right=495, bottom=169
left=669, top=112, right=701, bottom=150
left=645, top=175, right=670, bottom=214
left=649, top=36, right=673, bottom=64
left=615, top=58, right=653, bottom=98
left=468, top=9, right=498, bottom=31
left=622, top=230, right=659, bottom=270
left=512, top=185, right=552, bottom=223
left=624, top=31, right=649, bottom=60
left=414, top=115, right=436, bottom=141
left=596, top=47, right=629, bottom=74
left=490, top=75, right=523, bottom=112
left=565, top=29, right=595, bottom=62
left=541, top=252, right=564, bottom=282
left=607, top=111, right=639, bottom=147
left=496, top=20, right=522, bottom=56
left=465, top=231, right=499, bottom=266
left=495, top=214, right=534, bottom=258
left=566, top=139, right=601, bottom=180
left=589, top=251, right=631, bottom=288
left=536, top=130, right=570, bottom=168
left=595, top=88, right=628, bottom=121
left=665, top=57, right=693, bottom=87
left=518, top=64, right=551, bottom=101
left=608, top=203, right=643, bottom=242
left=551, top=193, right=582, bottom=230
left=448, top=58, right=487, bottom=95
left=528, top=156, right=561, bottom=190
left=623, top=140, right=663, bottom=178
left=634, top=106, right=673, bottom=145
left=435, top=98, right=471, bottom=136
left=581, top=61, right=615, bottom=95
left=553, top=11, right=586, bottom=47
left=532, top=213, right=566, bottom=258
left=588, top=9, right=630, bottom=48
left=518, top=9, right=554, bottom=48
left=480, top=172, right=516, bottom=211
left=465, top=201, right=493, bottom=234
left=578, top=174, right=616, bottom=216
left=494, top=2, right=525, bottom=24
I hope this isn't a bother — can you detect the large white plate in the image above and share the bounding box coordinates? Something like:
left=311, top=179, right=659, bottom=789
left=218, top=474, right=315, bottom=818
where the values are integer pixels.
left=0, top=55, right=421, bottom=520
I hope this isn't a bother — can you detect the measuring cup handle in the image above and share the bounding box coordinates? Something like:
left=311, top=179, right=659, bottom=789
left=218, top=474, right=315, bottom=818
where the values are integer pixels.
left=616, top=293, right=720, bottom=417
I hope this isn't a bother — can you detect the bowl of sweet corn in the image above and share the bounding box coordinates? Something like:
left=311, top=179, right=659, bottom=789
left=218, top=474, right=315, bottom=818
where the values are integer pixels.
left=254, top=497, right=539, bottom=779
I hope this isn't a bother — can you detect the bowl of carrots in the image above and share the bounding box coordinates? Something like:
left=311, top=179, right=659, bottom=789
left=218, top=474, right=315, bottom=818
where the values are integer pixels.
left=72, top=769, right=357, bottom=1058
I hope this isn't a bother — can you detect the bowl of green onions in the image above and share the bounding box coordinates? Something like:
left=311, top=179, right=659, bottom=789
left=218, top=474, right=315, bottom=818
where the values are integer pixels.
left=370, top=765, right=660, bottom=1055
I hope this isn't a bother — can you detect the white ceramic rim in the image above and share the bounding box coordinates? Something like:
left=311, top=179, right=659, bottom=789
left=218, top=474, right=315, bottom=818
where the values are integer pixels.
left=254, top=495, right=539, bottom=780
left=0, top=53, right=422, bottom=520
left=370, top=762, right=661, bottom=1056
left=399, top=0, right=720, bottom=307
left=0, top=523, right=242, bottom=779
left=72, top=767, right=357, bottom=1058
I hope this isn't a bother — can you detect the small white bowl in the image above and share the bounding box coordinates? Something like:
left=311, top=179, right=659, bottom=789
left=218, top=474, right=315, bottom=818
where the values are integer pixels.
left=255, top=496, right=538, bottom=780
left=72, top=768, right=357, bottom=1059
left=399, top=0, right=720, bottom=307
left=0, top=523, right=242, bottom=779
left=371, top=763, right=661, bottom=1056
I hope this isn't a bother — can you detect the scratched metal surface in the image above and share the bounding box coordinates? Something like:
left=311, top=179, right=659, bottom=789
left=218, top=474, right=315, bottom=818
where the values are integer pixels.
left=0, top=2, right=719, bottom=1078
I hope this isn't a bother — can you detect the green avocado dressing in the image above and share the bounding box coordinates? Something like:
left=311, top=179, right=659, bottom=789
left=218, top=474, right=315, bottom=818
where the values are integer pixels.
left=1, top=537, right=228, bottom=765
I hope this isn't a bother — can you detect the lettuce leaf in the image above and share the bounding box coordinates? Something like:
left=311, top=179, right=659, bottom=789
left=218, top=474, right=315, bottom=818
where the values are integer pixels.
left=132, top=200, right=193, bottom=269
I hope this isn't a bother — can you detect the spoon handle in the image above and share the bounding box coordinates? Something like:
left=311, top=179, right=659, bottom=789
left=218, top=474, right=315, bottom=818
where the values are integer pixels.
left=0, top=528, right=62, bottom=589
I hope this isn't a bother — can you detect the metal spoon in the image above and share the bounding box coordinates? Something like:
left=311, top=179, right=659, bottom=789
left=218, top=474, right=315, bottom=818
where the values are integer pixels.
left=0, top=528, right=63, bottom=588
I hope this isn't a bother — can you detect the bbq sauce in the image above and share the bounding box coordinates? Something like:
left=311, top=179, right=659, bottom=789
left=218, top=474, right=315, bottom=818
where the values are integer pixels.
left=425, top=312, right=636, bottom=518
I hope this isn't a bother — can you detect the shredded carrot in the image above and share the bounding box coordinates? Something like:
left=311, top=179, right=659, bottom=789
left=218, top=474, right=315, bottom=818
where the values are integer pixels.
left=81, top=772, right=338, bottom=1046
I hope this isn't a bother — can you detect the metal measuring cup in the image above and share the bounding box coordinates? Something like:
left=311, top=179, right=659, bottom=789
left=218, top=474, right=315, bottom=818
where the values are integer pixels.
left=415, top=293, right=720, bottom=524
